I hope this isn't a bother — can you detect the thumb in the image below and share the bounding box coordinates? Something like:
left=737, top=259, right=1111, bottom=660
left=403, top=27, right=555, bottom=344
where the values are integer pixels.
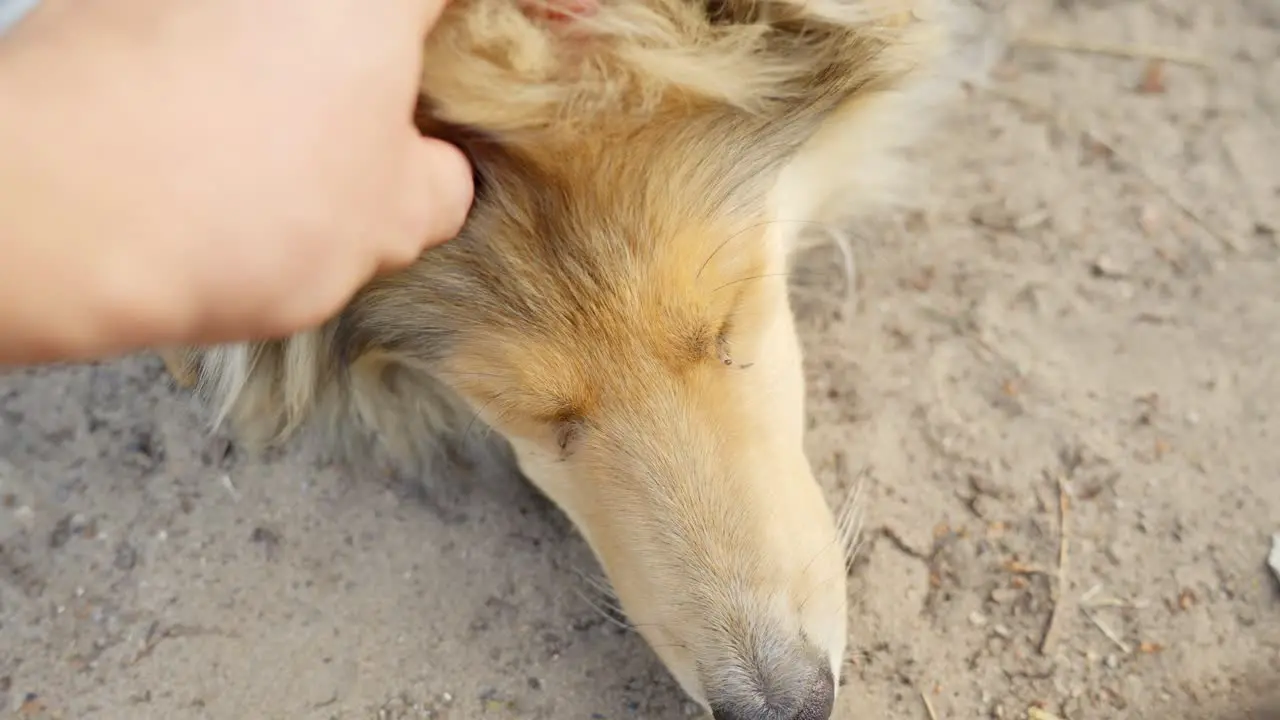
left=387, top=136, right=474, bottom=269
left=408, top=0, right=456, bottom=38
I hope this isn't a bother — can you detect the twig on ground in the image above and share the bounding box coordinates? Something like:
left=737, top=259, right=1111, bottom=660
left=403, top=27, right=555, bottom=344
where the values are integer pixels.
left=1080, top=583, right=1103, bottom=605
left=219, top=473, right=241, bottom=502
left=1084, top=597, right=1151, bottom=610
left=1079, top=583, right=1151, bottom=610
left=1014, top=34, right=1216, bottom=69
left=131, top=622, right=237, bottom=666
left=1003, top=560, right=1051, bottom=576
left=1038, top=475, right=1069, bottom=655
left=981, top=85, right=1241, bottom=254
left=1082, top=608, right=1132, bottom=654
left=920, top=687, right=939, bottom=720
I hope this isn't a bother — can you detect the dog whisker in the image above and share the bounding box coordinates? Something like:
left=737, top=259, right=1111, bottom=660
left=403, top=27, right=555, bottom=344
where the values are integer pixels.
left=838, top=466, right=871, bottom=570
left=712, top=271, right=793, bottom=293
left=461, top=392, right=508, bottom=442
left=696, top=218, right=840, bottom=280
left=573, top=587, right=636, bottom=632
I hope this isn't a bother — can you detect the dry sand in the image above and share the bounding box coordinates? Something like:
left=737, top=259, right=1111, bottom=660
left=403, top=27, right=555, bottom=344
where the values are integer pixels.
left=2, top=0, right=1278, bottom=718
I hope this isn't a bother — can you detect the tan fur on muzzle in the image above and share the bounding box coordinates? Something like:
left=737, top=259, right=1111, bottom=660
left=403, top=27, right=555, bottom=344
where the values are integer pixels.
left=161, top=0, right=961, bottom=716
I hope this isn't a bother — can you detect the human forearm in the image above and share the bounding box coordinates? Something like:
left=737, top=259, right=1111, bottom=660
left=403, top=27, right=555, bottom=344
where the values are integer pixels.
left=0, top=0, right=472, bottom=367
left=0, top=19, right=168, bottom=366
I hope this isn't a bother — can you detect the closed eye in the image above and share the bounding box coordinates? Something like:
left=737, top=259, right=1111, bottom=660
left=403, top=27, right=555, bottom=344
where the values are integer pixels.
left=713, top=310, right=756, bottom=370
left=552, top=412, right=586, bottom=459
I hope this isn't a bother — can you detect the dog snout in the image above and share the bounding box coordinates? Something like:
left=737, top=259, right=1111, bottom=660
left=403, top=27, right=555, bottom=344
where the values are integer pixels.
left=707, top=652, right=835, bottom=720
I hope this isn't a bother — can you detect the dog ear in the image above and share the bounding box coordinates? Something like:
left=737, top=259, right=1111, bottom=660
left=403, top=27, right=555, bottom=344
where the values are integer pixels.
left=517, top=0, right=600, bottom=23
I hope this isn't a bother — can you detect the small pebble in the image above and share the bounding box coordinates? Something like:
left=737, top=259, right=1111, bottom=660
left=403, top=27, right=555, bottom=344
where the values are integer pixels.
left=1138, top=204, right=1163, bottom=235
left=1091, top=255, right=1128, bottom=278
left=991, top=588, right=1020, bottom=604
left=114, top=542, right=138, bottom=571
left=1268, top=534, right=1280, bottom=585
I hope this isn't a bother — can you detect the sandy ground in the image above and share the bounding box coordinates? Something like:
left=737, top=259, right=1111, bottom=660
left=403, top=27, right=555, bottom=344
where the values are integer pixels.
left=2, top=1, right=1278, bottom=718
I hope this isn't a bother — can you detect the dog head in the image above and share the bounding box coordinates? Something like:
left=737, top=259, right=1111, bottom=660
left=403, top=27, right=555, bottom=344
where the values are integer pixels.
left=347, top=116, right=849, bottom=714
left=351, top=1, right=944, bottom=713
left=191, top=1, right=949, bottom=716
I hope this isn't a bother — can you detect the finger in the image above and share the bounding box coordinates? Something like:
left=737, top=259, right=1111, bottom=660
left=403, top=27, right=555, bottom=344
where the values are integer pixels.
left=382, top=135, right=474, bottom=272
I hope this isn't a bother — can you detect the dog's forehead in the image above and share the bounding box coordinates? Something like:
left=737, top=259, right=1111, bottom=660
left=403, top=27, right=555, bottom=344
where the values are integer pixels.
left=425, top=185, right=771, bottom=421
left=452, top=128, right=769, bottom=317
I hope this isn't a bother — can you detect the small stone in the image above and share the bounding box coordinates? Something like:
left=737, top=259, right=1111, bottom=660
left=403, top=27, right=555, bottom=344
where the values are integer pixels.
left=990, top=588, right=1020, bottom=604
left=1091, top=255, right=1128, bottom=278
left=1138, top=205, right=1162, bottom=236
left=969, top=201, right=1015, bottom=230
left=1104, top=544, right=1122, bottom=565
left=1136, top=59, right=1167, bottom=94
left=49, top=514, right=74, bottom=549
left=114, top=542, right=138, bottom=571
left=992, top=624, right=1012, bottom=638
left=969, top=611, right=988, bottom=627
left=250, top=526, right=281, bottom=560
left=1268, top=534, right=1280, bottom=586
left=1104, top=654, right=1119, bottom=670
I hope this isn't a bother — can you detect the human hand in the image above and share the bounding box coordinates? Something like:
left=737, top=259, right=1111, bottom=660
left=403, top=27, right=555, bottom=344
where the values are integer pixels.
left=0, top=0, right=473, bottom=362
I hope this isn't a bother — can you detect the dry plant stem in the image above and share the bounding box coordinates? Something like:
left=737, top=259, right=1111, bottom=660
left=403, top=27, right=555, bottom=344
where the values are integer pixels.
left=1038, top=475, right=1069, bottom=655
left=920, top=687, right=939, bottom=720
left=1082, top=607, right=1133, bottom=654
left=982, top=85, right=1242, bottom=254
left=1014, top=33, right=1216, bottom=70
left=219, top=474, right=241, bottom=502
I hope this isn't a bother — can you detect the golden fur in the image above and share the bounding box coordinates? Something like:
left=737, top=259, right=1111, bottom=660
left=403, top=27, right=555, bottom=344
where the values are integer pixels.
left=162, top=0, right=960, bottom=716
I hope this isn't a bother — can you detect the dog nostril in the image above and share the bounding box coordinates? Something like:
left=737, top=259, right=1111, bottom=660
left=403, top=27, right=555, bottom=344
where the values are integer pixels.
left=796, top=664, right=835, bottom=720
left=709, top=661, right=835, bottom=720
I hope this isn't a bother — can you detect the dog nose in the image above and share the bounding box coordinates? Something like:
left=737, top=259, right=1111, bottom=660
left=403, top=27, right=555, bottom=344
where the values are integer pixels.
left=708, top=658, right=835, bottom=720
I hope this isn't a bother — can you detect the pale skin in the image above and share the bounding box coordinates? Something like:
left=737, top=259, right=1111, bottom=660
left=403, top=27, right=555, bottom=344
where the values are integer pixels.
left=0, top=0, right=475, bottom=367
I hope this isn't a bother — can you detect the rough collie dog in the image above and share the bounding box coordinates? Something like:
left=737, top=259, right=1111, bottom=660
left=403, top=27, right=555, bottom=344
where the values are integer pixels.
left=162, top=0, right=956, bottom=717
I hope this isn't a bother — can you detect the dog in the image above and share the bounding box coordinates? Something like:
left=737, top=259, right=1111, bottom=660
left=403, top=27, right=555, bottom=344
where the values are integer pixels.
left=161, top=0, right=956, bottom=717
